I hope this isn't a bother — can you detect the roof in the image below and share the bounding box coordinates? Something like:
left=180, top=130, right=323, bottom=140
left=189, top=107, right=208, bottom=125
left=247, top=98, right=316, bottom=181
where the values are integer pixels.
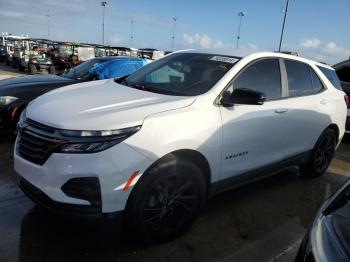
left=176, top=49, right=333, bottom=69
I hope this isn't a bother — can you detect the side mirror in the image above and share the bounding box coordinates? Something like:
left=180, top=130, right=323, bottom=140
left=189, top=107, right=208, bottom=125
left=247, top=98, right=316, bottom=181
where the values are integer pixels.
left=220, top=88, right=266, bottom=107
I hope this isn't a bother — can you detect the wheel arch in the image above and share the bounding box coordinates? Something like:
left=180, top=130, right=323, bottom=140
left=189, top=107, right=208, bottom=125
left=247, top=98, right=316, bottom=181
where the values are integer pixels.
left=327, top=123, right=340, bottom=144
left=136, top=149, right=212, bottom=194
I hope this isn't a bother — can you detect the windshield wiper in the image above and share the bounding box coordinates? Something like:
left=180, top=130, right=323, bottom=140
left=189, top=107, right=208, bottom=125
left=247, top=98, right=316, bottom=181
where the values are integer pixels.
left=114, top=75, right=130, bottom=86
left=131, top=83, right=150, bottom=91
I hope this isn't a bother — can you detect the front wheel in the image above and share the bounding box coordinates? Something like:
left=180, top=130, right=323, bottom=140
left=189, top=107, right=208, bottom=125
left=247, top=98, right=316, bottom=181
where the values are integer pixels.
left=125, top=156, right=207, bottom=242
left=299, top=128, right=336, bottom=178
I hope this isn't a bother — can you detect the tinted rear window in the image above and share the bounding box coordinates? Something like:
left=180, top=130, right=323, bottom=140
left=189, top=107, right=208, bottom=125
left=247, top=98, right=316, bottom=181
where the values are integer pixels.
left=317, top=66, right=342, bottom=90
left=285, top=60, right=313, bottom=97
left=309, top=68, right=324, bottom=93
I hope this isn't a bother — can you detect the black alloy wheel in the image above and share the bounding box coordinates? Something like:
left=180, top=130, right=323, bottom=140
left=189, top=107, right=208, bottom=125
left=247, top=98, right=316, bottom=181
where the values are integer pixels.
left=313, top=133, right=335, bottom=173
left=300, top=128, right=336, bottom=178
left=125, top=157, right=206, bottom=242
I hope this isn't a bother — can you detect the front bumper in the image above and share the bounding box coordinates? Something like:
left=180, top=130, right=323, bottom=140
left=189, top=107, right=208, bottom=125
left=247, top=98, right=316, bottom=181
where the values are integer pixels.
left=14, top=140, right=153, bottom=213
left=0, top=105, right=21, bottom=131
left=17, top=175, right=101, bottom=215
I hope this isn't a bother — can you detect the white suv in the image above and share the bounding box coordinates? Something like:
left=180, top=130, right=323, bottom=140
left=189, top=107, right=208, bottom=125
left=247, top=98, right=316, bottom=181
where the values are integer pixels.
left=14, top=51, right=348, bottom=240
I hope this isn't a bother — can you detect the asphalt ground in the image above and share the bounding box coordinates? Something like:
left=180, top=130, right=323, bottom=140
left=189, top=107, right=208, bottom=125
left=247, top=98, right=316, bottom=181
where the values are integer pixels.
left=0, top=65, right=350, bottom=262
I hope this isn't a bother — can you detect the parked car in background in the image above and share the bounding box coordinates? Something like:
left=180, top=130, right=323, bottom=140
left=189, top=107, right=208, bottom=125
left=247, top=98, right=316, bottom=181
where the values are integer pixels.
left=0, top=56, right=148, bottom=131
left=14, top=51, right=347, bottom=241
left=296, top=179, right=350, bottom=262
left=333, top=59, right=350, bottom=134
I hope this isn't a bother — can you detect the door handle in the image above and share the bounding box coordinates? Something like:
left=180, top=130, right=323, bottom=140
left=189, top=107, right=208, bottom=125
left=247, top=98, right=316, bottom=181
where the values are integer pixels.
left=275, top=108, right=288, bottom=114
left=320, top=99, right=329, bottom=105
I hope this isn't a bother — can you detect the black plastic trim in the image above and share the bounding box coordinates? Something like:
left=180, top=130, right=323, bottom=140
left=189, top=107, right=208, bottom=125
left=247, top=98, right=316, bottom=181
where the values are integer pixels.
left=17, top=175, right=102, bottom=215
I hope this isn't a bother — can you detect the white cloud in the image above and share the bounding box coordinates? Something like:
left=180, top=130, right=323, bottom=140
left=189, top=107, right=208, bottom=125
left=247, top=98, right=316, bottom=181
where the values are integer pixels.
left=182, top=33, right=260, bottom=56
left=298, top=39, right=350, bottom=64
left=299, top=38, right=321, bottom=48
left=183, top=33, right=212, bottom=48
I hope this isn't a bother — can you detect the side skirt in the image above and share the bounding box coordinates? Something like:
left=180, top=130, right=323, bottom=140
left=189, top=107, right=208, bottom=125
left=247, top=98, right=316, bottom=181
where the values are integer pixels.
left=209, top=151, right=311, bottom=197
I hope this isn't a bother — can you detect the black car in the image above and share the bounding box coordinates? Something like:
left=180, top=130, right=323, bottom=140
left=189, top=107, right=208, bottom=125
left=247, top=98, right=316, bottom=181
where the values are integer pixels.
left=0, top=56, right=148, bottom=131
left=296, top=179, right=350, bottom=262
left=333, top=59, right=350, bottom=134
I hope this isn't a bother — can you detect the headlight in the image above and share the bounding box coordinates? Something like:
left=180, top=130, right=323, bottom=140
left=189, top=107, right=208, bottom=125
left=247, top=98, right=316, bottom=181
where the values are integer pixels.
left=57, top=125, right=141, bottom=153
left=0, top=96, right=18, bottom=106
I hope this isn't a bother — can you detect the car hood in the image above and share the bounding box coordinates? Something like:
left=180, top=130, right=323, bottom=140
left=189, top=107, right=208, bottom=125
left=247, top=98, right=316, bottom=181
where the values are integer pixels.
left=0, top=74, right=72, bottom=88
left=0, top=75, right=74, bottom=95
left=27, top=79, right=196, bottom=130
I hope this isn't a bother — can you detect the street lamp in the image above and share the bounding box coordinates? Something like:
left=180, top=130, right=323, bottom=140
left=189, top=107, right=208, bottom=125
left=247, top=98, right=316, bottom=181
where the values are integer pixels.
left=236, top=11, right=246, bottom=49
left=101, top=1, right=107, bottom=45
left=130, top=20, right=134, bottom=48
left=278, top=0, right=290, bottom=52
left=46, top=14, right=50, bottom=39
left=171, top=17, right=177, bottom=51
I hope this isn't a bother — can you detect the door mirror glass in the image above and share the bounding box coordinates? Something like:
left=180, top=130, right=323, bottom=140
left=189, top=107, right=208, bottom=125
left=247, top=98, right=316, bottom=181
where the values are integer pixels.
left=221, top=88, right=266, bottom=106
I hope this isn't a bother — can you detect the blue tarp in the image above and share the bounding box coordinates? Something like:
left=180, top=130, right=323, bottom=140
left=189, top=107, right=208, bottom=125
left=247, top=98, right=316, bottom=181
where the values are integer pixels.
left=89, top=58, right=149, bottom=80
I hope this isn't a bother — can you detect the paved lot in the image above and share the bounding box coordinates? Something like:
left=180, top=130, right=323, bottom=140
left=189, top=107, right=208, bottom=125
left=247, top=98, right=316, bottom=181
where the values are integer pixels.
left=0, top=66, right=350, bottom=262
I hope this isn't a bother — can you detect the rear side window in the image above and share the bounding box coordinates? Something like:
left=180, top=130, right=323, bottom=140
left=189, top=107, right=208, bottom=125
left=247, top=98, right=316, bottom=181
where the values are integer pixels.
left=232, top=58, right=281, bottom=100
left=309, top=68, right=324, bottom=93
left=285, top=60, right=313, bottom=97
left=317, top=66, right=342, bottom=90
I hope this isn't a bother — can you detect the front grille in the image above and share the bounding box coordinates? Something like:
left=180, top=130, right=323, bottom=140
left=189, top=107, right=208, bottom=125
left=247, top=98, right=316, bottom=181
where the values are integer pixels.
left=17, top=119, right=63, bottom=165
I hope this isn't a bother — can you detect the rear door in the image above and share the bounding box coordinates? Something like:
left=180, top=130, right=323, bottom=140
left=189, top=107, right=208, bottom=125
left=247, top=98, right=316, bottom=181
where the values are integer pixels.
left=277, top=59, right=331, bottom=159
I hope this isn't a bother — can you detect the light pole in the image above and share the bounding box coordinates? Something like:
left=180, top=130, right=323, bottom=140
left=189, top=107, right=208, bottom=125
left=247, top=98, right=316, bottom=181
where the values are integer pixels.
left=46, top=14, right=50, bottom=39
left=171, top=17, right=177, bottom=51
left=236, top=11, right=246, bottom=49
left=101, top=1, right=107, bottom=45
left=130, top=20, right=134, bottom=47
left=278, top=0, right=290, bottom=52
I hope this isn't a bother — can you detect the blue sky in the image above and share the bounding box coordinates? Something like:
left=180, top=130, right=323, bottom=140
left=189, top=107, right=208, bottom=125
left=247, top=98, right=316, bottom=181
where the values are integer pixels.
left=0, top=0, right=349, bottom=63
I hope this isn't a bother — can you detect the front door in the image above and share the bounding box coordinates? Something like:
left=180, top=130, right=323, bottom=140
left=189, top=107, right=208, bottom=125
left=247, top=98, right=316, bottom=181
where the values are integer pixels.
left=219, top=58, right=286, bottom=180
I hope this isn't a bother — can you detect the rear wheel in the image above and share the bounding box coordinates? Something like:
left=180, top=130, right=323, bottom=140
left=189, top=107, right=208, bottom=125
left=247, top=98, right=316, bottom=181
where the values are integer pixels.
left=300, top=128, right=336, bottom=178
left=125, top=156, right=206, bottom=242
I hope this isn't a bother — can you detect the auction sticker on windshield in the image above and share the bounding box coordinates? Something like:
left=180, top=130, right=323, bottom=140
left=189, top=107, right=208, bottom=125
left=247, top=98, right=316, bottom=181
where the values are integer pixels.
left=210, top=56, right=238, bottom=64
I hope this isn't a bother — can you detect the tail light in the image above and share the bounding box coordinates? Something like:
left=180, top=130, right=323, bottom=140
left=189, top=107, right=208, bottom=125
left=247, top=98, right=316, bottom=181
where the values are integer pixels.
left=345, top=95, right=349, bottom=107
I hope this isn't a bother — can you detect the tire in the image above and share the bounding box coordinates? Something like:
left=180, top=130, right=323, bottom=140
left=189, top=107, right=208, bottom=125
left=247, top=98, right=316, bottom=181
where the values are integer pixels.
left=49, top=66, right=56, bottom=75
left=5, top=59, right=10, bottom=66
left=299, top=128, right=336, bottom=178
left=125, top=156, right=207, bottom=242
left=18, top=65, right=25, bottom=72
left=28, top=64, right=37, bottom=75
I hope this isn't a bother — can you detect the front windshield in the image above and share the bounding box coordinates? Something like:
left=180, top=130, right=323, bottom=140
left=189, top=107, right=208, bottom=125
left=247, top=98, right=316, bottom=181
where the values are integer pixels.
left=118, top=53, right=240, bottom=96
left=63, top=58, right=105, bottom=80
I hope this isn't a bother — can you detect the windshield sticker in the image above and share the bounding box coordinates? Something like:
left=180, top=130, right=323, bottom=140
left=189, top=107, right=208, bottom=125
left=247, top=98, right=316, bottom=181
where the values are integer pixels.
left=210, top=56, right=238, bottom=64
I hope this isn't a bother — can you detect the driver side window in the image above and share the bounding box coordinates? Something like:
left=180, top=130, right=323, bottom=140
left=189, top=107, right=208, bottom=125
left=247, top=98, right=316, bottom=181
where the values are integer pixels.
left=229, top=58, right=282, bottom=100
